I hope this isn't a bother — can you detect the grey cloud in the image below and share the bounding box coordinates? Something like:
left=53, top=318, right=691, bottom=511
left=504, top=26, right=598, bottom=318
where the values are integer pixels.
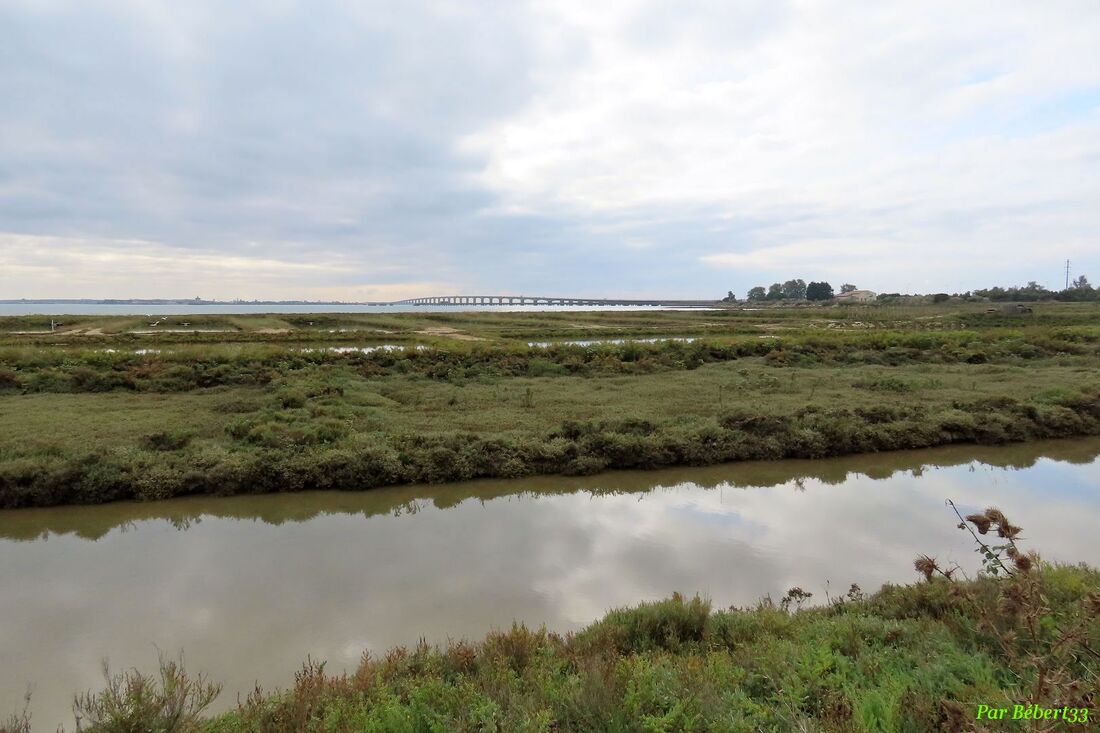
left=1, top=1, right=1098, bottom=298
left=0, top=1, right=536, bottom=272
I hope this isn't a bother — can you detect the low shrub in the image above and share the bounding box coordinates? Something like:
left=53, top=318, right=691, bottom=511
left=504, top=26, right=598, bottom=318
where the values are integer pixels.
left=851, top=376, right=913, bottom=392
left=141, top=431, right=192, bottom=452
left=72, top=653, right=221, bottom=733
left=0, top=367, right=20, bottom=392
left=579, top=593, right=711, bottom=655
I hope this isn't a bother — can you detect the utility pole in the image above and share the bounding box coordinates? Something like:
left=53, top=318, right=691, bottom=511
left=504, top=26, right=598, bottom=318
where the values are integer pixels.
left=1065, top=259, right=1071, bottom=290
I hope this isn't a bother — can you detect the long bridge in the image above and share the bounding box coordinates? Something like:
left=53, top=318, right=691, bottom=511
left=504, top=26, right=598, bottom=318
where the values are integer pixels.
left=394, top=295, right=720, bottom=307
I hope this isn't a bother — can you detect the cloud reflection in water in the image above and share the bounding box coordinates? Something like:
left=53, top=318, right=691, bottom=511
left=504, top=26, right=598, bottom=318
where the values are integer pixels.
left=1, top=438, right=1098, bottom=729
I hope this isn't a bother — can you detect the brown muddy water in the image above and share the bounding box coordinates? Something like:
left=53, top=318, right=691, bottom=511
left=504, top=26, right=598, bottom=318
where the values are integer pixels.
left=3, top=438, right=1100, bottom=729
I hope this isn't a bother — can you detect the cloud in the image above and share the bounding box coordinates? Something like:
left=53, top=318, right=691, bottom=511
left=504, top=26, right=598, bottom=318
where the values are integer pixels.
left=0, top=233, right=453, bottom=300
left=702, top=240, right=881, bottom=270
left=466, top=0, right=1100, bottom=292
left=1, top=1, right=1098, bottom=298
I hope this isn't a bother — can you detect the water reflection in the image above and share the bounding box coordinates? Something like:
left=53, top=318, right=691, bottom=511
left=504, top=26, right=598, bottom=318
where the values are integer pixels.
left=527, top=337, right=697, bottom=347
left=2, top=438, right=1099, bottom=730
left=299, top=344, right=418, bottom=354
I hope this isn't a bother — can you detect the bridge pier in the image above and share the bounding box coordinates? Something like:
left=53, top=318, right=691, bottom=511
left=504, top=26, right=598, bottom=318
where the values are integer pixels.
left=394, top=294, right=720, bottom=308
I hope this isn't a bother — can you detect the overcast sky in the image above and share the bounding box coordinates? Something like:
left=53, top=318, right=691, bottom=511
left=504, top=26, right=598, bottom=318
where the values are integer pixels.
left=1, top=1, right=1098, bottom=300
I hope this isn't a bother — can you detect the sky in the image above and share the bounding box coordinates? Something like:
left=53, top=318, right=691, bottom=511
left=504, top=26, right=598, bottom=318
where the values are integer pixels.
left=1, top=0, right=1098, bottom=301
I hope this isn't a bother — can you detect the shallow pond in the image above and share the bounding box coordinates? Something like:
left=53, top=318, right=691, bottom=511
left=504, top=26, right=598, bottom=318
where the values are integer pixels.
left=2, top=438, right=1099, bottom=729
left=527, top=337, right=697, bottom=347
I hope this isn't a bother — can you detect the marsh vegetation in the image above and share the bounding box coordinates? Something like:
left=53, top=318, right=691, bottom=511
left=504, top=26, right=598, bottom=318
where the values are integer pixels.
left=1, top=303, right=1098, bottom=507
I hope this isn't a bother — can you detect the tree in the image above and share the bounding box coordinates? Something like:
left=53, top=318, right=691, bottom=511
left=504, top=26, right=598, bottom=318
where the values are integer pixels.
left=747, top=286, right=766, bottom=301
left=806, top=281, right=834, bottom=300
left=721, top=290, right=736, bottom=303
left=766, top=283, right=784, bottom=300
left=1059, top=274, right=1097, bottom=302
left=781, top=279, right=807, bottom=300
left=841, top=283, right=857, bottom=293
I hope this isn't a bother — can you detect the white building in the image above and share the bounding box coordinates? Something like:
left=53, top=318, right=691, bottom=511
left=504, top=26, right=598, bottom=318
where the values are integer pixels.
left=835, top=289, right=876, bottom=303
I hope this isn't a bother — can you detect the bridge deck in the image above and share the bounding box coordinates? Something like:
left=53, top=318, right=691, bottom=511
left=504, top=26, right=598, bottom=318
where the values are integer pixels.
left=394, top=295, right=719, bottom=307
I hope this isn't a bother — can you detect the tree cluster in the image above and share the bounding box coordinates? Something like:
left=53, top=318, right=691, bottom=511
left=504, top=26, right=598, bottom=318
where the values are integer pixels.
left=727, top=275, right=1096, bottom=303
left=971, top=277, right=1095, bottom=302
left=744, top=279, right=846, bottom=302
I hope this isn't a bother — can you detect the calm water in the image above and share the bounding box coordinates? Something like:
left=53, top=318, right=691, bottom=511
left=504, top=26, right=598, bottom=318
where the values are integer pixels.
left=2, top=439, right=1099, bottom=729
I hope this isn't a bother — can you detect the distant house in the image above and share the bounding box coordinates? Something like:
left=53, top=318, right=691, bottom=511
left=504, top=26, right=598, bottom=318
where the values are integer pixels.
left=835, top=289, right=876, bottom=303
left=986, top=304, right=1034, bottom=315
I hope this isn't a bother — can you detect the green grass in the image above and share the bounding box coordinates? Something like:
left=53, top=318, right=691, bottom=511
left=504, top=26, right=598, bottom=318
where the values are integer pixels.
left=1, top=303, right=1099, bottom=507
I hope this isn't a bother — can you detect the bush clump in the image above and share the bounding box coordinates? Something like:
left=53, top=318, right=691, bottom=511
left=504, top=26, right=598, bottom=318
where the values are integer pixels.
left=141, top=431, right=192, bottom=452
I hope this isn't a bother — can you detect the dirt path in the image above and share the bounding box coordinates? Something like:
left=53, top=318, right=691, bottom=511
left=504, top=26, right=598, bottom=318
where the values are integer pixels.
left=414, top=326, right=485, bottom=341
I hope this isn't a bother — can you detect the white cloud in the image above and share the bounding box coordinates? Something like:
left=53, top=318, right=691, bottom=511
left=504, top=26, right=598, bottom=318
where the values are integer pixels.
left=1, top=0, right=1098, bottom=297
left=0, top=233, right=449, bottom=300
left=463, top=0, right=1100, bottom=290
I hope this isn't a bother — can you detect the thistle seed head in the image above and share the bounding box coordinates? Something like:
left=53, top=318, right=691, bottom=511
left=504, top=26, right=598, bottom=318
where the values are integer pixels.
left=914, top=555, right=938, bottom=581
left=965, top=513, right=992, bottom=534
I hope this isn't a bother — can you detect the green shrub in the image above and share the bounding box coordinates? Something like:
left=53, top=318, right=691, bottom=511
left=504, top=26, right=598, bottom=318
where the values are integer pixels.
left=851, top=376, right=914, bottom=392
left=0, top=367, right=21, bottom=392
left=72, top=654, right=220, bottom=733
left=140, top=431, right=192, bottom=452
left=526, top=358, right=567, bottom=377
left=278, top=389, right=307, bottom=409
left=580, top=593, right=711, bottom=655
left=563, top=455, right=608, bottom=476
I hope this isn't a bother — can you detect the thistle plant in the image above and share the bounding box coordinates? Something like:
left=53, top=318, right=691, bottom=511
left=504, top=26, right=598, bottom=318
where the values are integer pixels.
left=916, top=502, right=1100, bottom=725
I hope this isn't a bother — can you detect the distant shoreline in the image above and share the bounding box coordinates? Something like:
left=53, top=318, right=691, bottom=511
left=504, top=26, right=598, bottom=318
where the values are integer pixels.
left=0, top=298, right=391, bottom=306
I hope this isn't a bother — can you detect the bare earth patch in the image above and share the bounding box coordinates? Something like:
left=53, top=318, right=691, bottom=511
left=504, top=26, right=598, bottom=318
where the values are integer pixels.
left=415, top=326, right=485, bottom=341
left=128, top=329, right=234, bottom=334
